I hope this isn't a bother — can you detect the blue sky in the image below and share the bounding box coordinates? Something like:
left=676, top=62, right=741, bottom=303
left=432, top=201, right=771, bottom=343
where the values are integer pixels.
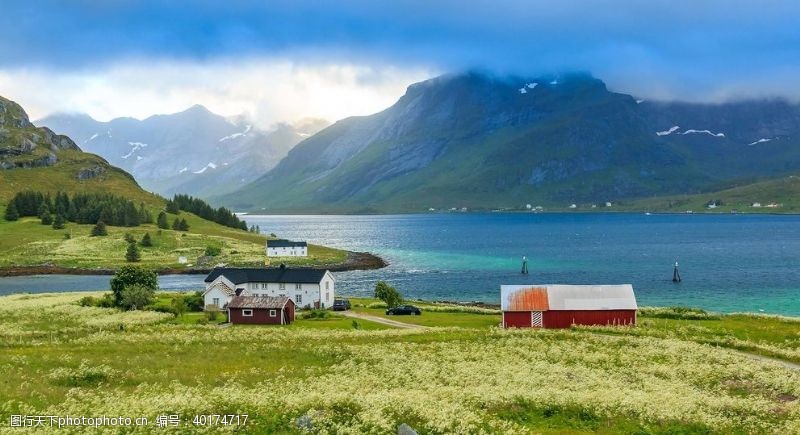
left=2, top=0, right=799, bottom=124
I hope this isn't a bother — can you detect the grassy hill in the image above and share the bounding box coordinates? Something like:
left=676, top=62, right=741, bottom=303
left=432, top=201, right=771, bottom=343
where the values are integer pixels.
left=1, top=292, right=798, bottom=433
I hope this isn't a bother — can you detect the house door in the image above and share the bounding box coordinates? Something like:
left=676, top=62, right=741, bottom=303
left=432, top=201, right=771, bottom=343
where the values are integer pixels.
left=531, top=311, right=543, bottom=327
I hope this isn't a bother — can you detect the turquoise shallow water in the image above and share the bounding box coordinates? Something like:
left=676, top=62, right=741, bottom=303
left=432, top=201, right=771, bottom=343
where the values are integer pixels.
left=1, top=213, right=799, bottom=315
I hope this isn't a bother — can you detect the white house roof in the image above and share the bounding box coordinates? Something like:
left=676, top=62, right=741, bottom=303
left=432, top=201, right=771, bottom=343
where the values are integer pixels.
left=501, top=284, right=637, bottom=311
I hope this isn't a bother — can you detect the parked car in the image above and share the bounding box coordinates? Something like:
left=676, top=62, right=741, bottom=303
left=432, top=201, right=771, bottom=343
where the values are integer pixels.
left=332, top=299, right=351, bottom=311
left=386, top=305, right=422, bottom=315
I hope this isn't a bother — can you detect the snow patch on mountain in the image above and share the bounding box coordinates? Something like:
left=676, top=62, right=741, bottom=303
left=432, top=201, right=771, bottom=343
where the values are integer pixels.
left=518, top=87, right=527, bottom=94
left=748, top=138, right=774, bottom=146
left=178, top=167, right=188, bottom=174
left=85, top=133, right=99, bottom=143
left=636, top=99, right=644, bottom=104
left=193, top=162, right=217, bottom=174
left=656, top=126, right=680, bottom=136
left=219, top=125, right=252, bottom=142
left=682, top=129, right=725, bottom=138
left=121, top=142, right=148, bottom=159
left=526, top=82, right=538, bottom=89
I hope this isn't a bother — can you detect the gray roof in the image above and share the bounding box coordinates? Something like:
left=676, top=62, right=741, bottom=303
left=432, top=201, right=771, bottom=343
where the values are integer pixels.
left=227, top=295, right=290, bottom=309
left=204, top=267, right=328, bottom=284
left=267, top=239, right=307, bottom=248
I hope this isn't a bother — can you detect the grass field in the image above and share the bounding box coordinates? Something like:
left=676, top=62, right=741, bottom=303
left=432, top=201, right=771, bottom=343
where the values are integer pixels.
left=1, top=292, right=798, bottom=433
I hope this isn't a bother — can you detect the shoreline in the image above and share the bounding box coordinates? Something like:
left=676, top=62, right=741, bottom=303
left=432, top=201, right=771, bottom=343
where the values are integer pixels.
left=0, top=250, right=388, bottom=277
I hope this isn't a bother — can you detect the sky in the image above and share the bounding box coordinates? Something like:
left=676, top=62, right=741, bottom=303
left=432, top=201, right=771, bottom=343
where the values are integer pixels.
left=1, top=0, right=800, bottom=126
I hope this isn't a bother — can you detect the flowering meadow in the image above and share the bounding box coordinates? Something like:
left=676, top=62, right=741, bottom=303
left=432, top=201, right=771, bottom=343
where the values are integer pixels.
left=1, top=292, right=799, bottom=434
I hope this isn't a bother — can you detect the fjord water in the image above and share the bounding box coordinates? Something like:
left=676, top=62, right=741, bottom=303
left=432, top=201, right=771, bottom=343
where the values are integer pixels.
left=1, top=213, right=799, bottom=315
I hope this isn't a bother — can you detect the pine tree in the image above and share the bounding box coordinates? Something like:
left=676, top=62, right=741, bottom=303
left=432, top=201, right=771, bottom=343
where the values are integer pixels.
left=38, top=202, right=50, bottom=221
left=91, top=220, right=108, bottom=237
left=157, top=211, right=169, bottom=229
left=172, top=217, right=180, bottom=230
left=166, top=200, right=180, bottom=214
left=178, top=218, right=190, bottom=231
left=4, top=202, right=19, bottom=221
left=140, top=232, right=153, bottom=247
left=40, top=211, right=53, bottom=226
left=52, top=214, right=66, bottom=230
left=125, top=242, right=141, bottom=262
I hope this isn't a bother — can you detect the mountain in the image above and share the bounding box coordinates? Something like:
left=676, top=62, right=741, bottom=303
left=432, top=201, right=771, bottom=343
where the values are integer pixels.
left=37, top=108, right=328, bottom=198
left=218, top=72, right=800, bottom=213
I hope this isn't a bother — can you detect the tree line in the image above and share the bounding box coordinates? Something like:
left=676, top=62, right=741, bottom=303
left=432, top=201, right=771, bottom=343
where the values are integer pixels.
left=167, top=194, right=247, bottom=231
left=4, top=191, right=152, bottom=227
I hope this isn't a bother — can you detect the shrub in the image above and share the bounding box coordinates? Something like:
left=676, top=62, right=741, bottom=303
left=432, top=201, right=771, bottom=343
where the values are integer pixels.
left=124, top=233, right=136, bottom=243
left=302, top=310, right=331, bottom=319
left=374, top=281, right=403, bottom=308
left=52, top=214, right=66, bottom=229
left=77, top=296, right=97, bottom=307
left=206, top=307, right=220, bottom=321
left=91, top=221, right=108, bottom=236
left=119, top=284, right=155, bottom=311
left=110, top=265, right=158, bottom=306
left=204, top=245, right=221, bottom=256
left=40, top=212, right=53, bottom=225
left=4, top=202, right=19, bottom=221
left=184, top=291, right=204, bottom=312
left=140, top=232, right=153, bottom=247
left=171, top=295, right=187, bottom=317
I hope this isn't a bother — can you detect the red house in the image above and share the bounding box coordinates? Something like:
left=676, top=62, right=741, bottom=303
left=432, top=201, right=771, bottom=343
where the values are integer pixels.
left=501, top=284, right=637, bottom=328
left=227, top=295, right=295, bottom=325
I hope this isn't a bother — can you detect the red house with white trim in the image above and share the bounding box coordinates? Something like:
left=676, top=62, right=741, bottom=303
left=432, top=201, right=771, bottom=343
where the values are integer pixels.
left=227, top=295, right=296, bottom=325
left=501, top=284, right=637, bottom=328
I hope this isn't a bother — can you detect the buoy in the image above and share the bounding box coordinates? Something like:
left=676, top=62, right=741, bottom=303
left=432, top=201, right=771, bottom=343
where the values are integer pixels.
left=521, top=256, right=529, bottom=274
left=672, top=260, right=682, bottom=283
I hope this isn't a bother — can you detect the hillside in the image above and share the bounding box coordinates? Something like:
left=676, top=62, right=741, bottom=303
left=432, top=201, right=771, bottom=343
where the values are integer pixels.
left=38, top=108, right=328, bottom=198
left=0, top=96, right=371, bottom=273
left=218, top=72, right=800, bottom=213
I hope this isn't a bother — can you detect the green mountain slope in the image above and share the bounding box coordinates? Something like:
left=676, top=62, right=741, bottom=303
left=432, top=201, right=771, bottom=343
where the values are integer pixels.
left=218, top=72, right=800, bottom=213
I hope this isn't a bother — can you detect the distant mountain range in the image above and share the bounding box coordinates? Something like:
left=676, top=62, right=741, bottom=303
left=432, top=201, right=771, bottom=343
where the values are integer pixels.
left=216, top=72, right=800, bottom=213
left=37, top=107, right=328, bottom=198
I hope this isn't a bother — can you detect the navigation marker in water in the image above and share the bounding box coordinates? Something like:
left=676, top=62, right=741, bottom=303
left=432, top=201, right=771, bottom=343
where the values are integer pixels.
left=521, top=256, right=529, bottom=274
left=672, top=260, right=682, bottom=283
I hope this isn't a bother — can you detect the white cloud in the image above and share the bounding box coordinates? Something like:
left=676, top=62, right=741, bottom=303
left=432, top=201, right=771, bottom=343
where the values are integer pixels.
left=0, top=58, right=435, bottom=127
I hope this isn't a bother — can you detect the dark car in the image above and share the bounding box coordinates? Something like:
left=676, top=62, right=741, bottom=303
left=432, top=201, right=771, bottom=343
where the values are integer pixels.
left=385, top=305, right=422, bottom=315
left=332, top=299, right=351, bottom=311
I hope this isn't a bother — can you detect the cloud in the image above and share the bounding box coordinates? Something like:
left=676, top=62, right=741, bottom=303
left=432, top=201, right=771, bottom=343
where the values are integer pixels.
left=0, top=59, right=434, bottom=126
left=2, top=0, right=800, bottom=112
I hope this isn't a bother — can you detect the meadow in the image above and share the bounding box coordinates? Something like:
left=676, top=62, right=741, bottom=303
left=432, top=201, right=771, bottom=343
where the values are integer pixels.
left=1, top=292, right=799, bottom=434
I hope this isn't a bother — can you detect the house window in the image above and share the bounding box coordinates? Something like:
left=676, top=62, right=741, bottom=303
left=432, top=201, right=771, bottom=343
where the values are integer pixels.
left=326, top=292, right=330, bottom=302
left=279, top=283, right=286, bottom=291
left=212, top=298, right=220, bottom=307
left=325, top=281, right=330, bottom=290
left=261, top=283, right=268, bottom=289
left=296, top=294, right=302, bottom=303
left=295, top=283, right=302, bottom=290
left=269, top=309, right=277, bottom=317
left=242, top=309, right=253, bottom=317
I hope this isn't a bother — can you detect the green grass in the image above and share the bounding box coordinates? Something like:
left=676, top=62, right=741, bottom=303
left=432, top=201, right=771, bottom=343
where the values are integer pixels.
left=0, top=292, right=799, bottom=433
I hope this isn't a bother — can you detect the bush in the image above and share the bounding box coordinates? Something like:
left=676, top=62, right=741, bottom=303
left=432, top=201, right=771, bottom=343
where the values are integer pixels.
left=124, top=233, right=136, bottom=243
left=52, top=214, right=66, bottom=230
left=140, top=232, right=153, bottom=247
left=110, top=265, right=158, bottom=306
left=185, top=291, right=204, bottom=311
left=374, top=281, right=403, bottom=308
left=119, top=284, right=155, bottom=311
left=125, top=242, right=141, bottom=262
left=40, top=212, right=53, bottom=225
left=77, top=296, right=97, bottom=307
left=171, top=295, right=187, bottom=317
left=302, top=310, right=331, bottom=319
left=97, top=293, right=116, bottom=308
left=206, top=308, right=220, bottom=321
left=204, top=245, right=221, bottom=256
left=91, top=221, right=108, bottom=236
left=4, top=202, right=19, bottom=221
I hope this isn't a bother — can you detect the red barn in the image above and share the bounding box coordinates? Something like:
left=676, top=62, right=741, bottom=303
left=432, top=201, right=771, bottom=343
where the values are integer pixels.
left=501, top=284, right=637, bottom=328
left=227, top=295, right=295, bottom=325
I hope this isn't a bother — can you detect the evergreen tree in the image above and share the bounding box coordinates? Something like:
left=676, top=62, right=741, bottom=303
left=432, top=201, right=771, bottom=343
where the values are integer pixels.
left=140, top=232, right=153, bottom=247
left=165, top=200, right=180, bottom=214
left=125, top=242, right=141, bottom=262
left=139, top=203, right=153, bottom=224
left=52, top=214, right=66, bottom=230
left=4, top=202, right=19, bottom=221
left=124, top=233, right=136, bottom=243
left=37, top=202, right=50, bottom=221
left=157, top=211, right=169, bottom=229
left=91, top=220, right=108, bottom=236
left=178, top=218, right=190, bottom=231
left=172, top=217, right=181, bottom=230
left=40, top=211, right=53, bottom=225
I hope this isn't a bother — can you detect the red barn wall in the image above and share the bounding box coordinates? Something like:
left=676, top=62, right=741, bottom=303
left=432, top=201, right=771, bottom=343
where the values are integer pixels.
left=229, top=308, right=284, bottom=325
left=503, top=311, right=532, bottom=328
left=284, top=300, right=296, bottom=324
left=543, top=310, right=636, bottom=328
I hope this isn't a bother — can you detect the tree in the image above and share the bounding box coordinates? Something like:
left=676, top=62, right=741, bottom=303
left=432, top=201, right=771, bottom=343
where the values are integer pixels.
left=172, top=217, right=180, bottom=230
left=40, top=211, right=53, bottom=226
left=157, top=211, right=169, bottom=229
left=38, top=202, right=51, bottom=223
left=119, top=284, right=155, bottom=311
left=52, top=214, right=66, bottom=230
left=125, top=242, right=141, bottom=262
left=171, top=295, right=187, bottom=317
left=110, top=265, right=158, bottom=305
left=91, top=220, right=108, bottom=236
left=165, top=200, right=180, bottom=214
left=180, top=218, right=190, bottom=231
left=124, top=233, right=136, bottom=243
left=174, top=218, right=189, bottom=231
left=140, top=232, right=153, bottom=247
left=4, top=202, right=19, bottom=221
left=374, top=281, right=403, bottom=308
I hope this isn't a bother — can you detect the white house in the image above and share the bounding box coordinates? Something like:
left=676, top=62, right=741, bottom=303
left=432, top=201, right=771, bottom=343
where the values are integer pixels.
left=266, top=239, right=308, bottom=257
left=203, top=266, right=334, bottom=310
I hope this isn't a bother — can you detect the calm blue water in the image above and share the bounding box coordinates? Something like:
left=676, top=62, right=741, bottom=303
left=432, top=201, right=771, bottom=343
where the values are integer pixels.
left=2, top=213, right=799, bottom=315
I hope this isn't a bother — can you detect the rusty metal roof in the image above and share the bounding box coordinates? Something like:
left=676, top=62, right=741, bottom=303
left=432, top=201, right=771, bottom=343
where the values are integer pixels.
left=227, top=295, right=290, bottom=309
left=501, top=284, right=637, bottom=311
